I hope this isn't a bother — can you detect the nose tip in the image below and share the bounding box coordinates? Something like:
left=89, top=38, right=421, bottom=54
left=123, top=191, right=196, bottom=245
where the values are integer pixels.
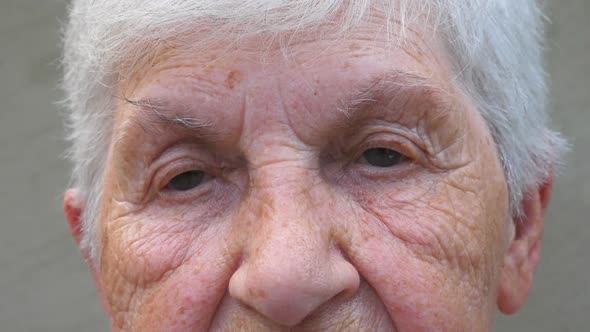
left=228, top=258, right=360, bottom=326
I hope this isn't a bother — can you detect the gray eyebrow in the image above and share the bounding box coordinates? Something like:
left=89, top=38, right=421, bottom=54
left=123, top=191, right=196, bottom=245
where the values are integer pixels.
left=336, top=69, right=440, bottom=118
left=124, top=98, right=213, bottom=130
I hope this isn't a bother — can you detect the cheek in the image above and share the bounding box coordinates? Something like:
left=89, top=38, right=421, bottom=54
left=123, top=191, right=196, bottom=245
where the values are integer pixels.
left=350, top=228, right=468, bottom=330
left=129, top=246, right=238, bottom=331
left=103, top=217, right=201, bottom=286
left=346, top=171, right=507, bottom=329
left=99, top=210, right=238, bottom=329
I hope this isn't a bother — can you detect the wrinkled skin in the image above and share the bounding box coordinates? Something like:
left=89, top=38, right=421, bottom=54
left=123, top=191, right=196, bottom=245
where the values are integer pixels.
left=64, top=17, right=552, bottom=332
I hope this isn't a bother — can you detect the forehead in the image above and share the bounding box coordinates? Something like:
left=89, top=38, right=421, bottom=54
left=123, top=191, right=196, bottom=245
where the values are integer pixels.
left=117, top=13, right=448, bottom=95
left=112, top=17, right=459, bottom=151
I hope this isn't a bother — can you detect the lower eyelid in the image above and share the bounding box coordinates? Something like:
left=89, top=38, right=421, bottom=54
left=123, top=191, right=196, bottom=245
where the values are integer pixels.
left=348, top=160, right=418, bottom=183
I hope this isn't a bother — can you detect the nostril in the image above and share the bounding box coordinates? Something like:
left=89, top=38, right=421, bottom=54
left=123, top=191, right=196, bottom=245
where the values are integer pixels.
left=227, top=257, right=361, bottom=327
left=335, top=284, right=359, bottom=301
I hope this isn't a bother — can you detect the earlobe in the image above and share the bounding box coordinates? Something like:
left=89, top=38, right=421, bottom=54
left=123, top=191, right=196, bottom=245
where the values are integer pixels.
left=497, top=176, right=553, bottom=314
left=64, top=188, right=96, bottom=266
left=64, top=188, right=85, bottom=247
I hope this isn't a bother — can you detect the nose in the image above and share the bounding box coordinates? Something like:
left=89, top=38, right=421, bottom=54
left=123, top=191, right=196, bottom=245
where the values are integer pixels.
left=228, top=185, right=360, bottom=326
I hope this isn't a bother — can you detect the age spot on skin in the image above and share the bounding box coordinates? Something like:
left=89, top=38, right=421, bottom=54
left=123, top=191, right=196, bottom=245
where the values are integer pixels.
left=248, top=286, right=268, bottom=299
left=349, top=43, right=361, bottom=51
left=226, top=70, right=242, bottom=90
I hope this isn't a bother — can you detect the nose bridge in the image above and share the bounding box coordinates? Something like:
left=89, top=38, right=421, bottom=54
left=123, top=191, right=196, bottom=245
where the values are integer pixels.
left=228, top=166, right=360, bottom=326
left=247, top=167, right=328, bottom=268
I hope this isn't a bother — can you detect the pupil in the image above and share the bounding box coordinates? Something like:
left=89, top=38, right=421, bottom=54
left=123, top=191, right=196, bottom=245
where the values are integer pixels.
left=168, top=171, right=205, bottom=191
left=363, top=148, right=403, bottom=167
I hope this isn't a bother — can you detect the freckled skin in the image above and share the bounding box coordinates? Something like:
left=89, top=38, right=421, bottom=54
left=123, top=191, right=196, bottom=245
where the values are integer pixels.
left=93, top=22, right=513, bottom=332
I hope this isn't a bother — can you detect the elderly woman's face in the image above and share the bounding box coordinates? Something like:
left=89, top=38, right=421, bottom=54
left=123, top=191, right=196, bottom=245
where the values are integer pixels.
left=68, top=21, right=541, bottom=331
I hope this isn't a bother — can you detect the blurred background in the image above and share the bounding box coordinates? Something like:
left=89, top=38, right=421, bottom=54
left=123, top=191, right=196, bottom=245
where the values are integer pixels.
left=0, top=0, right=587, bottom=330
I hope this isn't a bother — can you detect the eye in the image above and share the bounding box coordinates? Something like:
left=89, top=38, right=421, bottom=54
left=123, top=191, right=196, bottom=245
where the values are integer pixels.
left=167, top=170, right=206, bottom=191
left=360, top=148, right=405, bottom=167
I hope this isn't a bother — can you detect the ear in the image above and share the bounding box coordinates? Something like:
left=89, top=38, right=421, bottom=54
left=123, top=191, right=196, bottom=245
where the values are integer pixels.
left=497, top=175, right=554, bottom=314
left=64, top=189, right=112, bottom=317
left=64, top=188, right=90, bottom=256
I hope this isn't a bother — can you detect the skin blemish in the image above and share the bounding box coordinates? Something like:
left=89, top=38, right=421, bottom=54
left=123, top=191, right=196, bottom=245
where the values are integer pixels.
left=349, top=43, right=362, bottom=51
left=248, top=286, right=268, bottom=299
left=226, top=70, right=242, bottom=90
left=250, top=192, right=276, bottom=223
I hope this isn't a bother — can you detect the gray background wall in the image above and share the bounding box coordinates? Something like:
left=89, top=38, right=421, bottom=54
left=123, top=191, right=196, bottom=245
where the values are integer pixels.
left=0, top=0, right=587, bottom=330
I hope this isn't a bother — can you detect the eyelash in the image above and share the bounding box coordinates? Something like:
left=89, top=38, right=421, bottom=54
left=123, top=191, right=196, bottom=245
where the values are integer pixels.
left=347, top=131, right=422, bottom=162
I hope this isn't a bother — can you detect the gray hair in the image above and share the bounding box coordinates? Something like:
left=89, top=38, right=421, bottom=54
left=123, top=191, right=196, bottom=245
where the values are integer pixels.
left=62, top=0, right=567, bottom=263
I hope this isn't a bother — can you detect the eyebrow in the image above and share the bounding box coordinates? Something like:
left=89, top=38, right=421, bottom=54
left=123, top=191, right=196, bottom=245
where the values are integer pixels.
left=124, top=97, right=213, bottom=131
left=335, top=69, right=448, bottom=120
left=115, top=96, right=220, bottom=146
